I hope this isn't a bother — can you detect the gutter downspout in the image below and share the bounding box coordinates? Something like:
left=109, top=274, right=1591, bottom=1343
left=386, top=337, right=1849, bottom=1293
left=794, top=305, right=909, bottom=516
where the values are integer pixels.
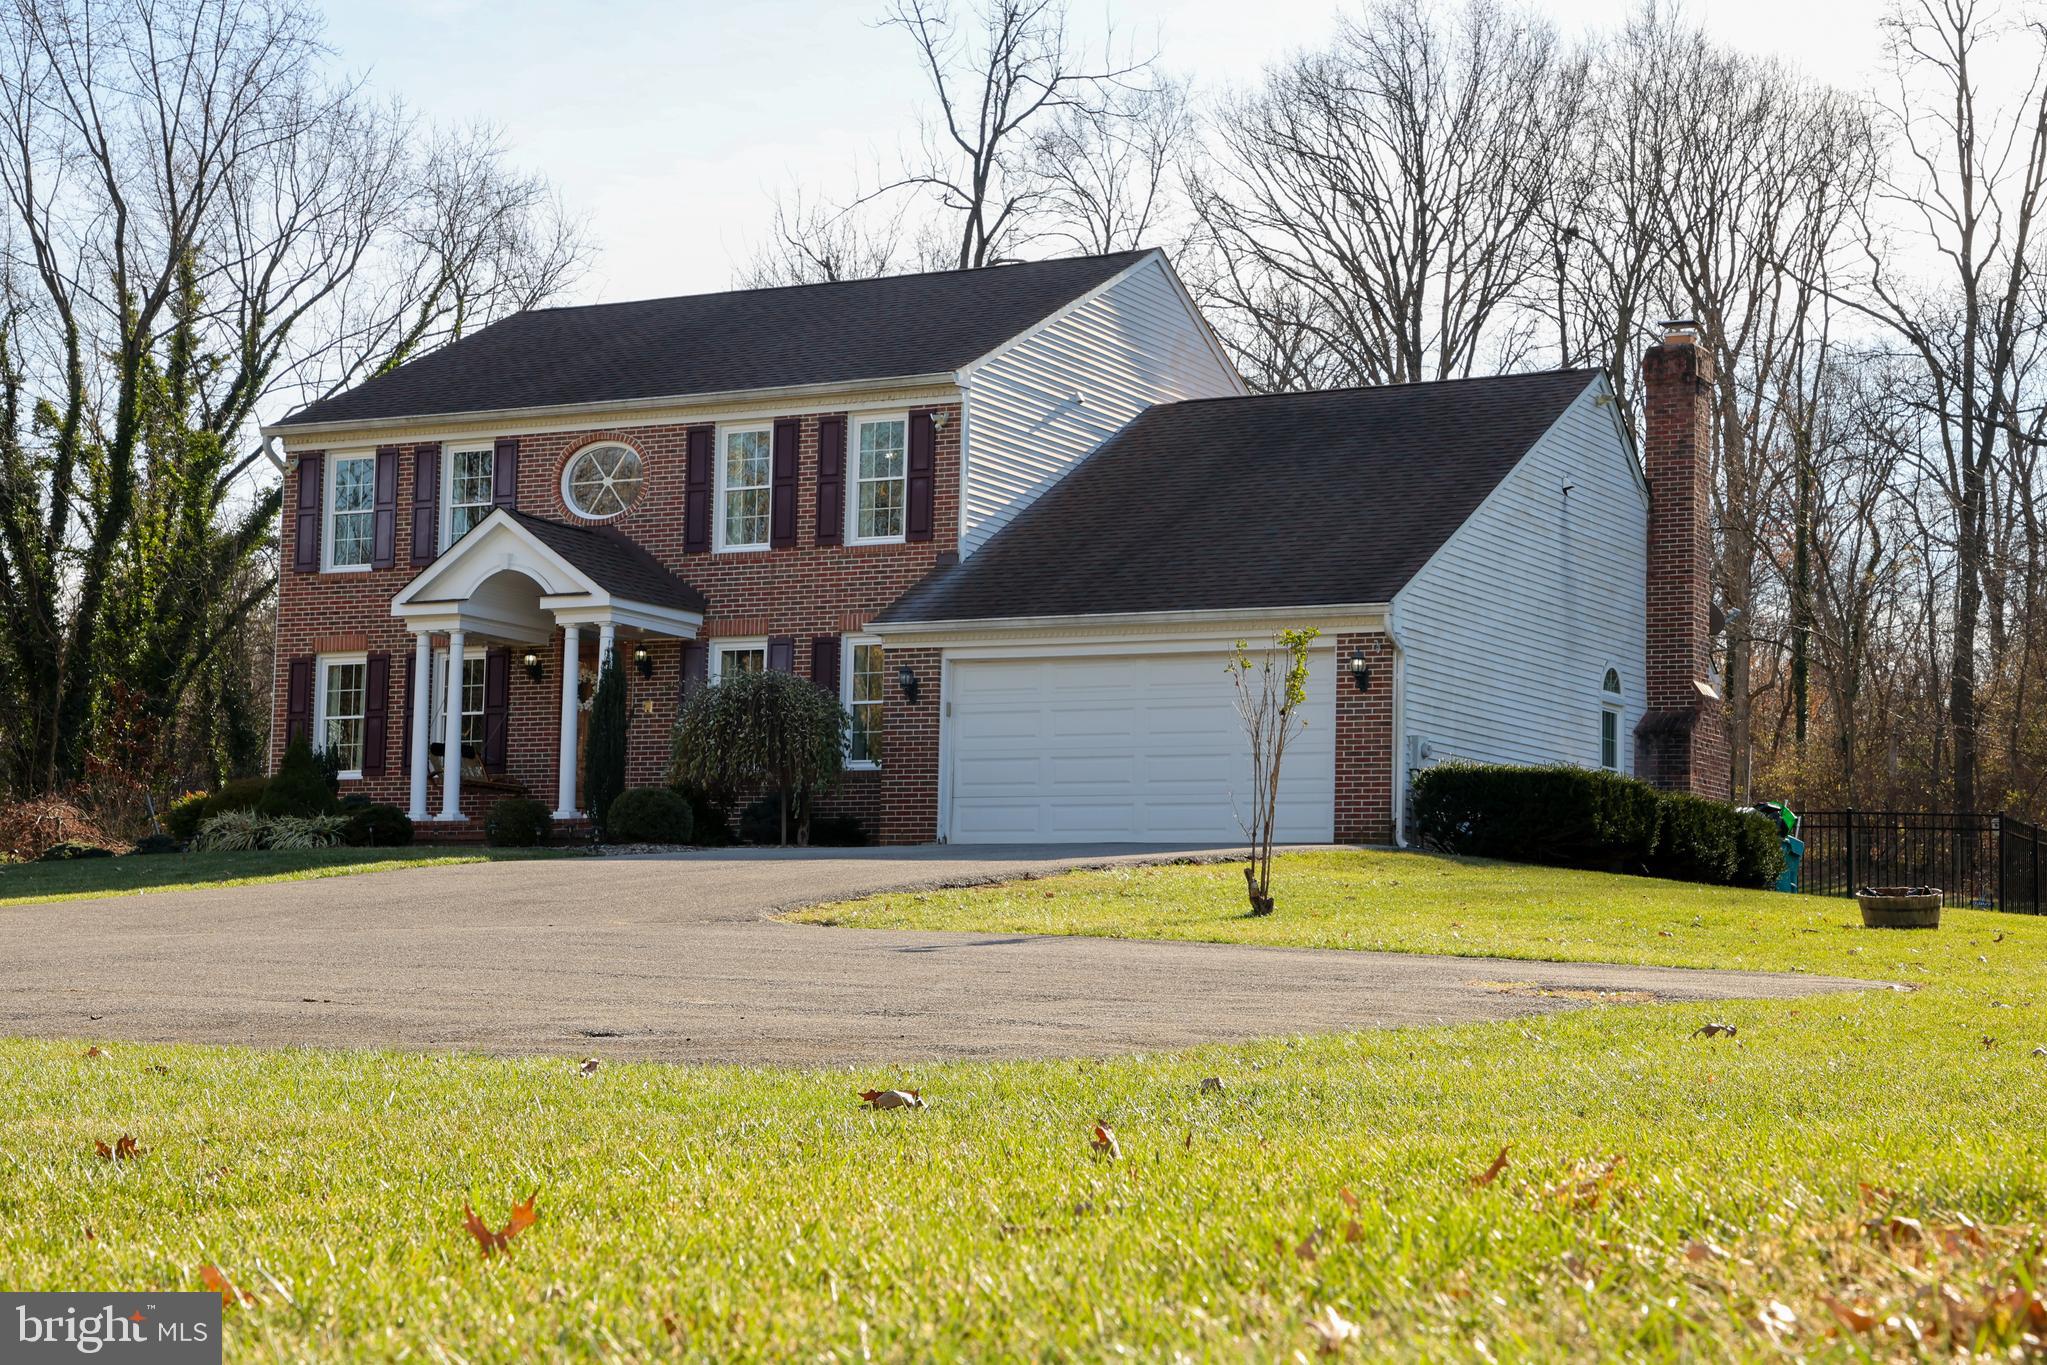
left=1385, top=604, right=1410, bottom=848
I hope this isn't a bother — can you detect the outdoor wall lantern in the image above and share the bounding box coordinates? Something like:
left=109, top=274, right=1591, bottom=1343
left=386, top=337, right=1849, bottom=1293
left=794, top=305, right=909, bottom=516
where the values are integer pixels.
left=1350, top=651, right=1372, bottom=694
left=633, top=641, right=652, bottom=678
left=897, top=664, right=921, bottom=703
left=521, top=649, right=543, bottom=682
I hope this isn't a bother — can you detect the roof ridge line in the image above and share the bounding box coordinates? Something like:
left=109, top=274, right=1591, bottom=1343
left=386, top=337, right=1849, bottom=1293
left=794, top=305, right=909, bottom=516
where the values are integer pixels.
left=1161, top=367, right=1603, bottom=407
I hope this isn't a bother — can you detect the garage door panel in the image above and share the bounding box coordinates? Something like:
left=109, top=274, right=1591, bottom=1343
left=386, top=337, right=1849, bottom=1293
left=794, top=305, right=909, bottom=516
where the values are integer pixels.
left=947, top=650, right=1337, bottom=844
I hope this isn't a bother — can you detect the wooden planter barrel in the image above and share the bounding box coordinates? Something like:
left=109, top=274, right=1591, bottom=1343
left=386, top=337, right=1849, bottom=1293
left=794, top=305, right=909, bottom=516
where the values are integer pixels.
left=1857, top=886, right=1943, bottom=930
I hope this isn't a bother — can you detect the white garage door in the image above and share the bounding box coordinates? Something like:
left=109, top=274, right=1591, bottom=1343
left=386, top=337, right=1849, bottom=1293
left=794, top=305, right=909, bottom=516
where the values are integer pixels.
left=945, top=650, right=1337, bottom=843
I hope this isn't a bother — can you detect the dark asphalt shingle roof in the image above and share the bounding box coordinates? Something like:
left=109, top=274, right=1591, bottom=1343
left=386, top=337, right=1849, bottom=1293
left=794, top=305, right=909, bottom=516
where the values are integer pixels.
left=275, top=251, right=1154, bottom=427
left=874, top=369, right=1604, bottom=624
left=508, top=511, right=707, bottom=614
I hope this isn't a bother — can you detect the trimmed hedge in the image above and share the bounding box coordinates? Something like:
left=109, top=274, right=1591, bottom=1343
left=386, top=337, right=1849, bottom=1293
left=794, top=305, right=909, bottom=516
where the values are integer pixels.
left=1409, top=762, right=1788, bottom=889
left=485, top=798, right=552, bottom=848
left=344, top=803, right=415, bottom=848
left=606, top=788, right=693, bottom=844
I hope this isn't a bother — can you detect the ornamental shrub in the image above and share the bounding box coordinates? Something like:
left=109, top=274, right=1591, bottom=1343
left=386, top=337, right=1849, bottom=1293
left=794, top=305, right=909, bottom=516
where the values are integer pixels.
left=258, top=737, right=336, bottom=818
left=485, top=798, right=552, bottom=848
left=344, top=803, right=415, bottom=848
left=1409, top=764, right=1659, bottom=870
left=585, top=657, right=629, bottom=840
left=1648, top=793, right=1742, bottom=885
left=1732, top=809, right=1789, bottom=889
left=606, top=788, right=693, bottom=844
left=264, top=814, right=351, bottom=850
left=130, top=832, right=182, bottom=856
left=195, top=809, right=267, bottom=851
left=671, top=669, right=848, bottom=845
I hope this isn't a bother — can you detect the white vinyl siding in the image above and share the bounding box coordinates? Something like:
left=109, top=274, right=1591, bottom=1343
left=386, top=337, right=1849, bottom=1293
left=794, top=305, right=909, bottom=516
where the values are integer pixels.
left=1394, top=377, right=1648, bottom=782
left=960, top=253, right=1244, bottom=556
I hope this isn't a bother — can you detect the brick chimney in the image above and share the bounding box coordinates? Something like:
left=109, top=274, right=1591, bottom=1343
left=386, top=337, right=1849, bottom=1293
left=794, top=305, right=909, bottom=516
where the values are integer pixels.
left=1636, top=323, right=1732, bottom=799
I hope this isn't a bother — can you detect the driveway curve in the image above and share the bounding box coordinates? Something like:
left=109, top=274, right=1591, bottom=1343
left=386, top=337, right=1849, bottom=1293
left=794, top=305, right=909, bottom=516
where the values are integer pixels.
left=2, top=845, right=1872, bottom=1065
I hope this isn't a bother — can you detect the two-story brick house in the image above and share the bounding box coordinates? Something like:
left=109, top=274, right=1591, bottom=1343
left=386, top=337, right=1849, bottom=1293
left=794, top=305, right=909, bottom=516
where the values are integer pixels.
left=265, top=249, right=1729, bottom=846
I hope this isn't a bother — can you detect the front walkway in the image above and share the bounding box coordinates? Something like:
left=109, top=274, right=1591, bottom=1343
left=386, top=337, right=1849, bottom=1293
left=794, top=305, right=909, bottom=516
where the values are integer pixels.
left=1, top=846, right=1869, bottom=1065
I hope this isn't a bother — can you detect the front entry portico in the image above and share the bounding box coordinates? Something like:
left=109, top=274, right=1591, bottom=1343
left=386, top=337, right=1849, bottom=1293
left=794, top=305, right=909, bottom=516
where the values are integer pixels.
left=391, top=509, right=706, bottom=824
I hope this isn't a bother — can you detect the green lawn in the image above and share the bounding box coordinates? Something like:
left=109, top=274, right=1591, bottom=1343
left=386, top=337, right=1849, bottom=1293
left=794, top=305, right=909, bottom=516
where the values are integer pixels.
left=0, top=844, right=579, bottom=907
left=4, top=850, right=2044, bottom=1360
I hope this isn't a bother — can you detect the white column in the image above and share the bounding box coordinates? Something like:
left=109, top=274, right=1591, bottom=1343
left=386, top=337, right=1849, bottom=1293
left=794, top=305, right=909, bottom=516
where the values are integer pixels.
left=554, top=624, right=581, bottom=820
left=437, top=628, right=466, bottom=820
left=407, top=630, right=433, bottom=820
left=598, top=622, right=616, bottom=672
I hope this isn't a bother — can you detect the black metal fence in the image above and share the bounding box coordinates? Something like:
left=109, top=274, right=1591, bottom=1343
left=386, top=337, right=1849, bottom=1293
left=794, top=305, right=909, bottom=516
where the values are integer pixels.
left=1797, top=810, right=2045, bottom=914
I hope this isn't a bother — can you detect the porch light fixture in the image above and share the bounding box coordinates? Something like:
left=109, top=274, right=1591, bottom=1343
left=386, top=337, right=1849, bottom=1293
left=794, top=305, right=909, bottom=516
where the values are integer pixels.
left=897, top=664, right=920, bottom=703
left=1350, top=651, right=1371, bottom=694
left=521, top=649, right=543, bottom=682
left=632, top=641, right=652, bottom=678
left=929, top=410, right=948, bottom=430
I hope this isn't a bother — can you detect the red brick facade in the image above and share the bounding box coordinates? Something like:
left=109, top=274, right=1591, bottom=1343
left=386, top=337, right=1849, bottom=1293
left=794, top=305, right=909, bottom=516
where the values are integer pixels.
left=1638, top=334, right=1732, bottom=799
left=272, top=401, right=961, bottom=838
left=1334, top=632, right=1396, bottom=845
left=878, top=646, right=942, bottom=844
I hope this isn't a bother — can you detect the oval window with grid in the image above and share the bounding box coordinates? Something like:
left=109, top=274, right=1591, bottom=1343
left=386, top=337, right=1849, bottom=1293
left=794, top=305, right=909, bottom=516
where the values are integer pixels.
left=562, top=443, right=644, bottom=519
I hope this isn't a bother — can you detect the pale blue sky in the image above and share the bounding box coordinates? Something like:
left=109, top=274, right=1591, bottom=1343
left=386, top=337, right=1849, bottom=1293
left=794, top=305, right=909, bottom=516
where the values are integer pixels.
left=317, top=0, right=1889, bottom=305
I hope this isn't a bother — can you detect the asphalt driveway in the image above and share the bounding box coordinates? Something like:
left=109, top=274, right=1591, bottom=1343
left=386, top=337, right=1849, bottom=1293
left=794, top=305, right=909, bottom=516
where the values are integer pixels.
left=2, top=845, right=1872, bottom=1065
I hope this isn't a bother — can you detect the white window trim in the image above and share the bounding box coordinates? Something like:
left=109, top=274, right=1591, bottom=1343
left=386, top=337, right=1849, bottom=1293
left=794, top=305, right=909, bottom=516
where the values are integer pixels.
left=558, top=440, right=646, bottom=522
left=847, top=412, right=909, bottom=547
left=432, top=645, right=488, bottom=756
left=714, top=423, right=774, bottom=553
left=314, top=652, right=369, bottom=780
left=1598, top=665, right=1625, bottom=773
left=843, top=634, right=884, bottom=770
left=709, top=638, right=768, bottom=682
left=443, top=444, right=496, bottom=547
left=323, top=450, right=377, bottom=573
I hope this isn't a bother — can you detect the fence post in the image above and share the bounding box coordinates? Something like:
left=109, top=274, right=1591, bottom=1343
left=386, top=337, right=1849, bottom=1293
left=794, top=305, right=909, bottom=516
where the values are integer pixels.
left=1844, top=808, right=1856, bottom=892
left=1997, top=812, right=2008, bottom=913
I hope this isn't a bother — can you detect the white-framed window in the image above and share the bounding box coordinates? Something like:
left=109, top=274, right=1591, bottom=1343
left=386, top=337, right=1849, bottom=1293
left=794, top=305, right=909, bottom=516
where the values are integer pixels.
left=850, top=414, right=907, bottom=544
left=710, top=639, right=767, bottom=681
left=432, top=648, right=487, bottom=756
left=844, top=636, right=885, bottom=768
left=1600, top=668, right=1623, bottom=772
left=445, top=446, right=495, bottom=543
left=716, top=425, right=773, bottom=550
left=315, top=653, right=368, bottom=778
left=561, top=441, right=644, bottom=521
left=325, top=452, right=377, bottom=571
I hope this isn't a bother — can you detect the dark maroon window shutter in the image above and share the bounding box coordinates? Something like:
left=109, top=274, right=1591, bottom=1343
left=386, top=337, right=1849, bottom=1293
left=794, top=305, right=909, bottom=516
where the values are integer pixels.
left=285, top=655, right=314, bottom=746
left=680, top=640, right=707, bottom=694
left=411, top=444, right=440, bottom=565
left=371, top=446, right=399, bottom=569
left=684, top=426, right=712, bottom=553
left=906, top=410, right=936, bottom=543
left=482, top=647, right=510, bottom=772
left=293, top=454, right=322, bottom=572
left=766, top=635, right=795, bottom=674
left=362, top=652, right=391, bottom=775
left=399, top=651, right=415, bottom=772
left=814, top=415, right=845, bottom=547
left=492, top=437, right=519, bottom=512
left=810, top=634, right=841, bottom=694
left=770, top=417, right=800, bottom=548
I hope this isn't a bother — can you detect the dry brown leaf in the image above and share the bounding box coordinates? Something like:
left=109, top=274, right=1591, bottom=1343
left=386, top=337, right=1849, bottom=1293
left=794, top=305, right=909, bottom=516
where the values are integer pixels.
left=93, top=1134, right=143, bottom=1161
left=577, top=1057, right=600, bottom=1076
left=858, top=1088, right=924, bottom=1111
left=81, top=1045, right=106, bottom=1058
left=1305, top=1304, right=1362, bottom=1354
left=1691, top=1022, right=1738, bottom=1039
left=1339, top=1186, right=1360, bottom=1209
left=1982, top=1036, right=1998, bottom=1049
left=1199, top=1076, right=1225, bottom=1094
left=1858, top=1182, right=1901, bottom=1208
left=144, top=1063, right=169, bottom=1076
left=1548, top=1155, right=1626, bottom=1211
left=1471, top=1145, right=1510, bottom=1188
left=462, top=1193, right=538, bottom=1257
left=1343, top=1218, right=1364, bottom=1244
left=1682, top=1239, right=1723, bottom=1264
left=1820, top=1294, right=1879, bottom=1334
left=1294, top=1228, right=1321, bottom=1262
left=199, top=1264, right=255, bottom=1308
left=1090, top=1124, right=1121, bottom=1160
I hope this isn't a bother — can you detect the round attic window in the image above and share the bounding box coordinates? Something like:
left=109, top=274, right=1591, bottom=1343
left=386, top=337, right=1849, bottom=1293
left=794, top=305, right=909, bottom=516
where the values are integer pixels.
left=562, top=442, right=644, bottom=519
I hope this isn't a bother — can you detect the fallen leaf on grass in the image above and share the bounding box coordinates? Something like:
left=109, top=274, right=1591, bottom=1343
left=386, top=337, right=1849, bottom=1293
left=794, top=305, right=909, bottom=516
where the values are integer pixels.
left=93, top=1135, right=143, bottom=1161
left=858, top=1088, right=924, bottom=1111
left=1090, top=1124, right=1121, bottom=1160
left=144, top=1063, right=169, bottom=1076
left=1343, top=1219, right=1364, bottom=1244
left=1305, top=1304, right=1361, bottom=1353
left=1982, top=1036, right=1998, bottom=1049
left=1293, top=1228, right=1321, bottom=1262
left=576, top=1057, right=600, bottom=1076
left=1682, top=1239, right=1723, bottom=1263
left=1691, top=1022, right=1738, bottom=1039
left=1820, top=1294, right=1879, bottom=1333
left=462, top=1193, right=538, bottom=1257
left=81, top=1046, right=106, bottom=1058
left=1471, top=1145, right=1510, bottom=1188
left=1199, top=1076, right=1225, bottom=1094
left=199, top=1264, right=255, bottom=1307
left=1339, top=1186, right=1360, bottom=1209
left=1548, top=1155, right=1627, bottom=1211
